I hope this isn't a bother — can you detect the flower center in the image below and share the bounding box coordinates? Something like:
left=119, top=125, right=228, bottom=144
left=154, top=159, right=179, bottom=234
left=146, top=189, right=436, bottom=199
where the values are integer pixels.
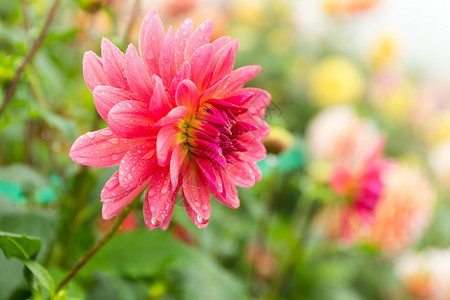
left=178, top=101, right=255, bottom=166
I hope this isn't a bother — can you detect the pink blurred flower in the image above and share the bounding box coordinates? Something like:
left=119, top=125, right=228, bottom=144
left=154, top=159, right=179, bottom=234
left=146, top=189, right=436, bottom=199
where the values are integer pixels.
left=306, top=105, right=384, bottom=169
left=70, top=8, right=270, bottom=230
left=330, top=155, right=391, bottom=242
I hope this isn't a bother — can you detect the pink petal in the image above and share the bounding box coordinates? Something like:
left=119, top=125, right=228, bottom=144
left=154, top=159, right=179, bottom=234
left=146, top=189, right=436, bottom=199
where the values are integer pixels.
left=242, top=88, right=271, bottom=118
left=159, top=26, right=176, bottom=87
left=143, top=166, right=179, bottom=229
left=93, top=86, right=139, bottom=121
left=175, top=79, right=199, bottom=111
left=150, top=76, right=172, bottom=120
left=248, top=161, right=262, bottom=183
left=175, top=18, right=194, bottom=69
left=188, top=44, right=214, bottom=92
left=182, top=165, right=211, bottom=221
left=212, top=172, right=240, bottom=209
left=211, top=40, right=239, bottom=84
left=139, top=8, right=165, bottom=76
left=238, top=112, right=270, bottom=140
left=160, top=204, right=175, bottom=230
left=169, top=63, right=191, bottom=102
left=238, top=135, right=267, bottom=161
left=125, top=44, right=155, bottom=101
left=101, top=171, right=151, bottom=219
left=154, top=106, right=191, bottom=127
left=157, top=125, right=181, bottom=166
left=201, top=65, right=261, bottom=101
left=189, top=139, right=226, bottom=168
left=170, top=142, right=188, bottom=189
left=211, top=36, right=231, bottom=51
left=83, top=51, right=110, bottom=92
left=194, top=156, right=223, bottom=193
left=70, top=128, right=140, bottom=167
left=182, top=191, right=209, bottom=229
left=227, top=161, right=256, bottom=188
left=101, top=38, right=129, bottom=90
left=119, top=141, right=157, bottom=191
left=107, top=100, right=156, bottom=139
left=184, top=19, right=213, bottom=60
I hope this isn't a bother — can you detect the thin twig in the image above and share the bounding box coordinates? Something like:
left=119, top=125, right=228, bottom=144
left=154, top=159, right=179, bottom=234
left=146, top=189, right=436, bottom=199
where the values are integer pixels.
left=0, top=0, right=61, bottom=117
left=123, top=0, right=141, bottom=44
left=20, top=0, right=30, bottom=33
left=54, top=196, right=140, bottom=294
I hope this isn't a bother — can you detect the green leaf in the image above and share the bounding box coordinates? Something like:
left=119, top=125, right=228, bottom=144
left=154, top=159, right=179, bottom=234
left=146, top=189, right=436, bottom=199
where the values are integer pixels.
left=0, top=231, right=41, bottom=260
left=22, top=260, right=56, bottom=297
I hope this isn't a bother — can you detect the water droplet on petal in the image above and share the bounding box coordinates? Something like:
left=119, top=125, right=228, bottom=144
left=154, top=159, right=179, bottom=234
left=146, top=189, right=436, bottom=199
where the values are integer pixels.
left=127, top=174, right=132, bottom=180
left=111, top=154, right=120, bottom=161
left=110, top=138, right=119, bottom=145
left=86, top=132, right=95, bottom=138
left=197, top=214, right=203, bottom=224
left=151, top=217, right=157, bottom=226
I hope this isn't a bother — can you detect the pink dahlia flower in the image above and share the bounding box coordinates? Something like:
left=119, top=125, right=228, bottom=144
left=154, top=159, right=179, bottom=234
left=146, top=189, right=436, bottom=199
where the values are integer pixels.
left=329, top=143, right=391, bottom=242
left=69, top=8, right=270, bottom=229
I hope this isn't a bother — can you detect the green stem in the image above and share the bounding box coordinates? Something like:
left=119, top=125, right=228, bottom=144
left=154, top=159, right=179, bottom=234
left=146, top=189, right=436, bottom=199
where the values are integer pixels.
left=54, top=196, right=140, bottom=294
left=0, top=0, right=61, bottom=117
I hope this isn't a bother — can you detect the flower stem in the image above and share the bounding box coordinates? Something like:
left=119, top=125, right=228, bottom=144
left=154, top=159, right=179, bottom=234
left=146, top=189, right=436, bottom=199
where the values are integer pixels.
left=54, top=196, right=140, bottom=294
left=0, top=0, right=61, bottom=117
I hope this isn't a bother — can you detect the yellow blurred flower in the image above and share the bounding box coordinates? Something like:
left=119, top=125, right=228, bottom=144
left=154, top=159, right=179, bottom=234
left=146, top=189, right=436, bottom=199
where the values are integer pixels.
left=370, top=33, right=398, bottom=70
left=231, top=0, right=264, bottom=28
left=369, top=70, right=416, bottom=122
left=370, top=164, right=435, bottom=254
left=308, top=56, right=365, bottom=107
left=426, top=110, right=450, bottom=146
left=323, top=0, right=380, bottom=15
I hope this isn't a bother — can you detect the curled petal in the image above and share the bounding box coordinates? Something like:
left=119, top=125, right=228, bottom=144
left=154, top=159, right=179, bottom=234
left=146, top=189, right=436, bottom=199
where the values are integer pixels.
left=154, top=106, right=191, bottom=127
left=119, top=141, right=157, bottom=191
left=101, top=38, right=129, bottom=90
left=93, top=86, right=138, bottom=121
left=157, top=125, right=181, bottom=166
left=69, top=128, right=140, bottom=167
left=107, top=100, right=156, bottom=139
left=125, top=44, right=155, bottom=101
left=101, top=171, right=151, bottom=219
left=83, top=51, right=110, bottom=92
left=175, top=79, right=199, bottom=112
